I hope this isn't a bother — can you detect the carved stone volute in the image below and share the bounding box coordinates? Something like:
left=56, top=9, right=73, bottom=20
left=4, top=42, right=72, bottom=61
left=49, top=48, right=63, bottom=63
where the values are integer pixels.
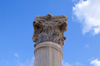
left=32, top=14, right=68, bottom=47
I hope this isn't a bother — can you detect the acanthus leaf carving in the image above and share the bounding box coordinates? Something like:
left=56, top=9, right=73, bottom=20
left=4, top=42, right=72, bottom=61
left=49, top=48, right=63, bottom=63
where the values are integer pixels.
left=32, top=14, right=68, bottom=47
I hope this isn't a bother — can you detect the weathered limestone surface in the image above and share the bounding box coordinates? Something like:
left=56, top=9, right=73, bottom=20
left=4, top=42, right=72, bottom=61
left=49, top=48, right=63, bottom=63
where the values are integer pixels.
left=32, top=14, right=68, bottom=47
left=34, top=42, right=63, bottom=66
left=32, top=14, right=68, bottom=66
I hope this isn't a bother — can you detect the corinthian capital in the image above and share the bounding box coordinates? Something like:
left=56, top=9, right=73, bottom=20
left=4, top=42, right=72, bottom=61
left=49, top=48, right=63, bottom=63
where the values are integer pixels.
left=32, top=14, right=68, bottom=47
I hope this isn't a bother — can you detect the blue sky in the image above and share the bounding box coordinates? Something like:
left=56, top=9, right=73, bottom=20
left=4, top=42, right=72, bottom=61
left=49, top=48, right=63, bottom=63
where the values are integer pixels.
left=0, top=0, right=100, bottom=66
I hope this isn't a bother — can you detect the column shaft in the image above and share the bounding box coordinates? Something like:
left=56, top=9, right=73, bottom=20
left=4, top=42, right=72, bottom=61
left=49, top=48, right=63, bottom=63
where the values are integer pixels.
left=34, top=42, right=63, bottom=66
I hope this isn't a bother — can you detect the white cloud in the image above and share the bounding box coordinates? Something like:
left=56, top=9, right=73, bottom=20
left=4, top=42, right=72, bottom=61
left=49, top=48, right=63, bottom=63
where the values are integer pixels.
left=85, top=44, right=89, bottom=48
left=90, top=59, right=100, bottom=66
left=88, top=57, right=95, bottom=61
left=62, top=61, right=72, bottom=66
left=14, top=53, right=19, bottom=58
left=17, top=56, right=35, bottom=66
left=72, top=0, right=100, bottom=35
left=13, top=56, right=35, bottom=66
left=0, top=54, right=35, bottom=66
left=62, top=61, right=83, bottom=66
left=76, top=62, right=83, bottom=65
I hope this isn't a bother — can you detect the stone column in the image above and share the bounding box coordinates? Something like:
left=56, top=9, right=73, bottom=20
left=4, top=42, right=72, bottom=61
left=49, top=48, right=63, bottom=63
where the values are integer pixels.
left=32, top=14, right=68, bottom=66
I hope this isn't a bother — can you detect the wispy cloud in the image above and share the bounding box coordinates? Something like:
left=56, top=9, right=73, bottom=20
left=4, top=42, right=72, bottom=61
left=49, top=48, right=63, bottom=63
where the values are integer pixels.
left=0, top=53, right=35, bottom=66
left=88, top=57, right=95, bottom=61
left=62, top=61, right=72, bottom=66
left=72, top=0, right=100, bottom=35
left=90, top=59, right=100, bottom=66
left=17, top=56, right=35, bottom=66
left=85, top=44, right=89, bottom=48
left=75, top=62, right=83, bottom=66
left=62, top=61, right=83, bottom=66
left=14, top=53, right=19, bottom=58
